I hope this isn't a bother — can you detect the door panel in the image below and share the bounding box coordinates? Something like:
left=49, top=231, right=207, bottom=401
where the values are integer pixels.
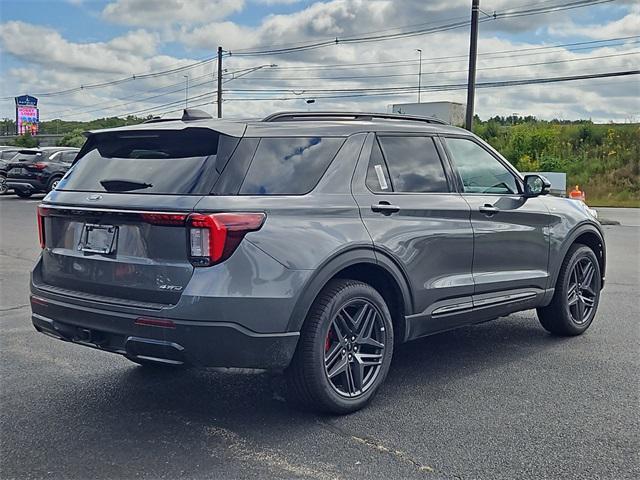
left=464, top=194, right=551, bottom=293
left=352, top=134, right=474, bottom=320
left=441, top=136, right=552, bottom=296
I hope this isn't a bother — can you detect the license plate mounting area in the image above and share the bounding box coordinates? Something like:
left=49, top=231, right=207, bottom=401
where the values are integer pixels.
left=79, top=224, right=118, bottom=254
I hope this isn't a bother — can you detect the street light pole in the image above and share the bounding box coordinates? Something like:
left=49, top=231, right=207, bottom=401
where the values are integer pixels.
left=416, top=49, right=422, bottom=103
left=183, top=75, right=189, bottom=108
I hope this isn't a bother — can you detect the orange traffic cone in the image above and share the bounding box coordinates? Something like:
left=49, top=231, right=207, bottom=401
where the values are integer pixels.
left=569, top=185, right=585, bottom=202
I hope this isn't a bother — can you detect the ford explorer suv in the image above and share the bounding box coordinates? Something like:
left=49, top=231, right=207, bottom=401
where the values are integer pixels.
left=30, top=110, right=605, bottom=414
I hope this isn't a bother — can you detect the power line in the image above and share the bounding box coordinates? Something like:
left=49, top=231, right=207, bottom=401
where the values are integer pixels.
left=227, top=0, right=616, bottom=57
left=1, top=0, right=620, bottom=101
left=129, top=69, right=640, bottom=118
left=230, top=51, right=639, bottom=83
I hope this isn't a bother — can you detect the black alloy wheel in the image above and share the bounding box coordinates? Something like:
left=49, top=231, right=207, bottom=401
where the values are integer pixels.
left=538, top=244, right=601, bottom=336
left=566, top=256, right=598, bottom=325
left=324, top=298, right=386, bottom=397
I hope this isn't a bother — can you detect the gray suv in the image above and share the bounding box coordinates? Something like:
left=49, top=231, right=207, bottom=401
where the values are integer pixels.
left=31, top=111, right=606, bottom=413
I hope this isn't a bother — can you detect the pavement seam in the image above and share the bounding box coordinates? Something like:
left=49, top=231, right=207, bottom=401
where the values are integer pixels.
left=318, top=420, right=442, bottom=477
left=0, top=304, right=29, bottom=312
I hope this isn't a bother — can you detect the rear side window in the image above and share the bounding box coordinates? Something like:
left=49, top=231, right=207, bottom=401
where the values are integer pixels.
left=60, top=128, right=233, bottom=195
left=239, top=137, right=344, bottom=195
left=376, top=136, right=449, bottom=193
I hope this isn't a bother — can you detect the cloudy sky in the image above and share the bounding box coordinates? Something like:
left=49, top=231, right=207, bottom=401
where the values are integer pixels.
left=0, top=0, right=638, bottom=123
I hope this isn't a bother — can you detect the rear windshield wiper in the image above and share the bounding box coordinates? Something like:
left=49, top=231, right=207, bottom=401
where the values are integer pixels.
left=99, top=179, right=153, bottom=192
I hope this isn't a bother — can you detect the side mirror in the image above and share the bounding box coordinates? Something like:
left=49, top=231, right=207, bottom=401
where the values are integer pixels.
left=523, top=174, right=551, bottom=197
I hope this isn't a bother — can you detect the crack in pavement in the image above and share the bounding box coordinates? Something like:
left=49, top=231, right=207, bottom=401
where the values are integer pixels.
left=319, top=420, right=437, bottom=476
left=0, top=304, right=29, bottom=313
left=204, top=425, right=342, bottom=480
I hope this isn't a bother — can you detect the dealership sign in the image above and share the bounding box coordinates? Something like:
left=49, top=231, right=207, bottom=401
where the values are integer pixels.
left=15, top=95, right=39, bottom=135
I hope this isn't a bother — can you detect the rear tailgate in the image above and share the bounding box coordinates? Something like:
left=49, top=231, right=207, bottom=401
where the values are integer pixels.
left=38, top=202, right=198, bottom=306
left=36, top=126, right=242, bottom=306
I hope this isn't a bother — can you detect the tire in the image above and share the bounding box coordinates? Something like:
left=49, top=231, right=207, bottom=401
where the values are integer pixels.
left=285, top=279, right=394, bottom=414
left=0, top=174, right=7, bottom=195
left=47, top=176, right=62, bottom=192
left=15, top=189, right=33, bottom=198
left=537, top=244, right=601, bottom=336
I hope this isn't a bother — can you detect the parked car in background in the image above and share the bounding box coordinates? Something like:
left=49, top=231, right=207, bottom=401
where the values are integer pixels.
left=6, top=147, right=79, bottom=198
left=0, top=147, right=20, bottom=195
left=30, top=110, right=605, bottom=414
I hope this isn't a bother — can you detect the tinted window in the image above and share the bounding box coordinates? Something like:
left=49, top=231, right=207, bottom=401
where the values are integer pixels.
left=366, top=138, right=392, bottom=193
left=240, top=137, right=344, bottom=195
left=60, top=151, right=78, bottom=163
left=59, top=128, right=232, bottom=194
left=377, top=136, right=449, bottom=193
left=0, top=151, right=18, bottom=160
left=445, top=137, right=519, bottom=194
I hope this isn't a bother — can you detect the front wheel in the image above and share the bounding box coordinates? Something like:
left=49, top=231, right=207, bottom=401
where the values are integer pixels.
left=0, top=174, right=7, bottom=195
left=537, top=244, right=601, bottom=336
left=285, top=279, right=394, bottom=414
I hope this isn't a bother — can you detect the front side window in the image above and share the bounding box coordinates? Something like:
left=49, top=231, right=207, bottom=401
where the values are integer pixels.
left=444, top=137, right=519, bottom=194
left=239, top=137, right=344, bottom=195
left=377, top=136, right=449, bottom=193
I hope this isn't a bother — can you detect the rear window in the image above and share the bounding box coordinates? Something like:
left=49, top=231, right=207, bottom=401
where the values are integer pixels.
left=59, top=128, right=235, bottom=195
left=239, top=137, right=344, bottom=195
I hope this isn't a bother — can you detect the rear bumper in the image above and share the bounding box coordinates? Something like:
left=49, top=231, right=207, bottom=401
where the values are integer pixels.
left=30, top=293, right=299, bottom=370
left=7, top=179, right=47, bottom=192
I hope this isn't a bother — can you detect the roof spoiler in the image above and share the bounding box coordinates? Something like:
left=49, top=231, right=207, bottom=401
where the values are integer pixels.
left=181, top=108, right=213, bottom=121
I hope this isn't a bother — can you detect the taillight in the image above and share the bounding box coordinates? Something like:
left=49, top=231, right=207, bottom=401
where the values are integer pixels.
left=187, top=213, right=265, bottom=267
left=140, top=213, right=187, bottom=226
left=37, top=205, right=50, bottom=249
left=30, top=162, right=47, bottom=170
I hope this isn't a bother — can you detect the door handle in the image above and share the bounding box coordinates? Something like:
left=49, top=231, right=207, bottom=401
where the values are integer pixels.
left=371, top=201, right=400, bottom=215
left=479, top=204, right=499, bottom=215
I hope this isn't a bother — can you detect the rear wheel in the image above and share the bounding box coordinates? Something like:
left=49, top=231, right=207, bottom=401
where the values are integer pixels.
left=285, top=279, right=394, bottom=414
left=48, top=176, right=62, bottom=192
left=0, top=174, right=7, bottom=195
left=15, top=189, right=32, bottom=198
left=537, top=244, right=601, bottom=336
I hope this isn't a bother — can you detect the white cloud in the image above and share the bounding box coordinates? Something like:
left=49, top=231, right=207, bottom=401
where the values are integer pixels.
left=102, top=0, right=245, bottom=27
left=548, top=9, right=640, bottom=39
left=1, top=0, right=638, bottom=123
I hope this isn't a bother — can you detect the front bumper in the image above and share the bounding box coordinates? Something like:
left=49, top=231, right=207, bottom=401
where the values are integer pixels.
left=30, top=293, right=299, bottom=370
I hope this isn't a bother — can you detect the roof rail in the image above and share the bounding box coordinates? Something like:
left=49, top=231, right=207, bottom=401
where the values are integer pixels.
left=262, top=111, right=448, bottom=125
left=143, top=116, right=176, bottom=124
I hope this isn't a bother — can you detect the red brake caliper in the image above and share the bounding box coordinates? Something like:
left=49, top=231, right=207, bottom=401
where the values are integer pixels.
left=325, top=327, right=333, bottom=352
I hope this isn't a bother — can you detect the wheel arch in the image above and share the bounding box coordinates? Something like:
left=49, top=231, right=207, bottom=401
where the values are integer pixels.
left=552, top=222, right=606, bottom=289
left=287, top=247, right=413, bottom=343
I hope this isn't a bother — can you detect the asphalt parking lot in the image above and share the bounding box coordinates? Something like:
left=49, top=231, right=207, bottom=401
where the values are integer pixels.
left=1, top=195, right=638, bottom=480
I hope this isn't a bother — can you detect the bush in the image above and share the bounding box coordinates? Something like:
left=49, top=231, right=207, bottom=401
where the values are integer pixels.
left=12, top=133, right=38, bottom=148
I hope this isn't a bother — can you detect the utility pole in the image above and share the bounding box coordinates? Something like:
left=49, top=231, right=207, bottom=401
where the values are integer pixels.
left=416, top=49, right=422, bottom=103
left=183, top=75, right=189, bottom=108
left=465, top=0, right=480, bottom=131
left=217, top=46, right=223, bottom=118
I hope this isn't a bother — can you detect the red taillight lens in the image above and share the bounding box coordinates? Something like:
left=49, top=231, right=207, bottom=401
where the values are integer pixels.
left=140, top=213, right=187, bottom=226
left=36, top=205, right=49, bottom=249
left=187, top=212, right=265, bottom=266
left=30, top=162, right=47, bottom=170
